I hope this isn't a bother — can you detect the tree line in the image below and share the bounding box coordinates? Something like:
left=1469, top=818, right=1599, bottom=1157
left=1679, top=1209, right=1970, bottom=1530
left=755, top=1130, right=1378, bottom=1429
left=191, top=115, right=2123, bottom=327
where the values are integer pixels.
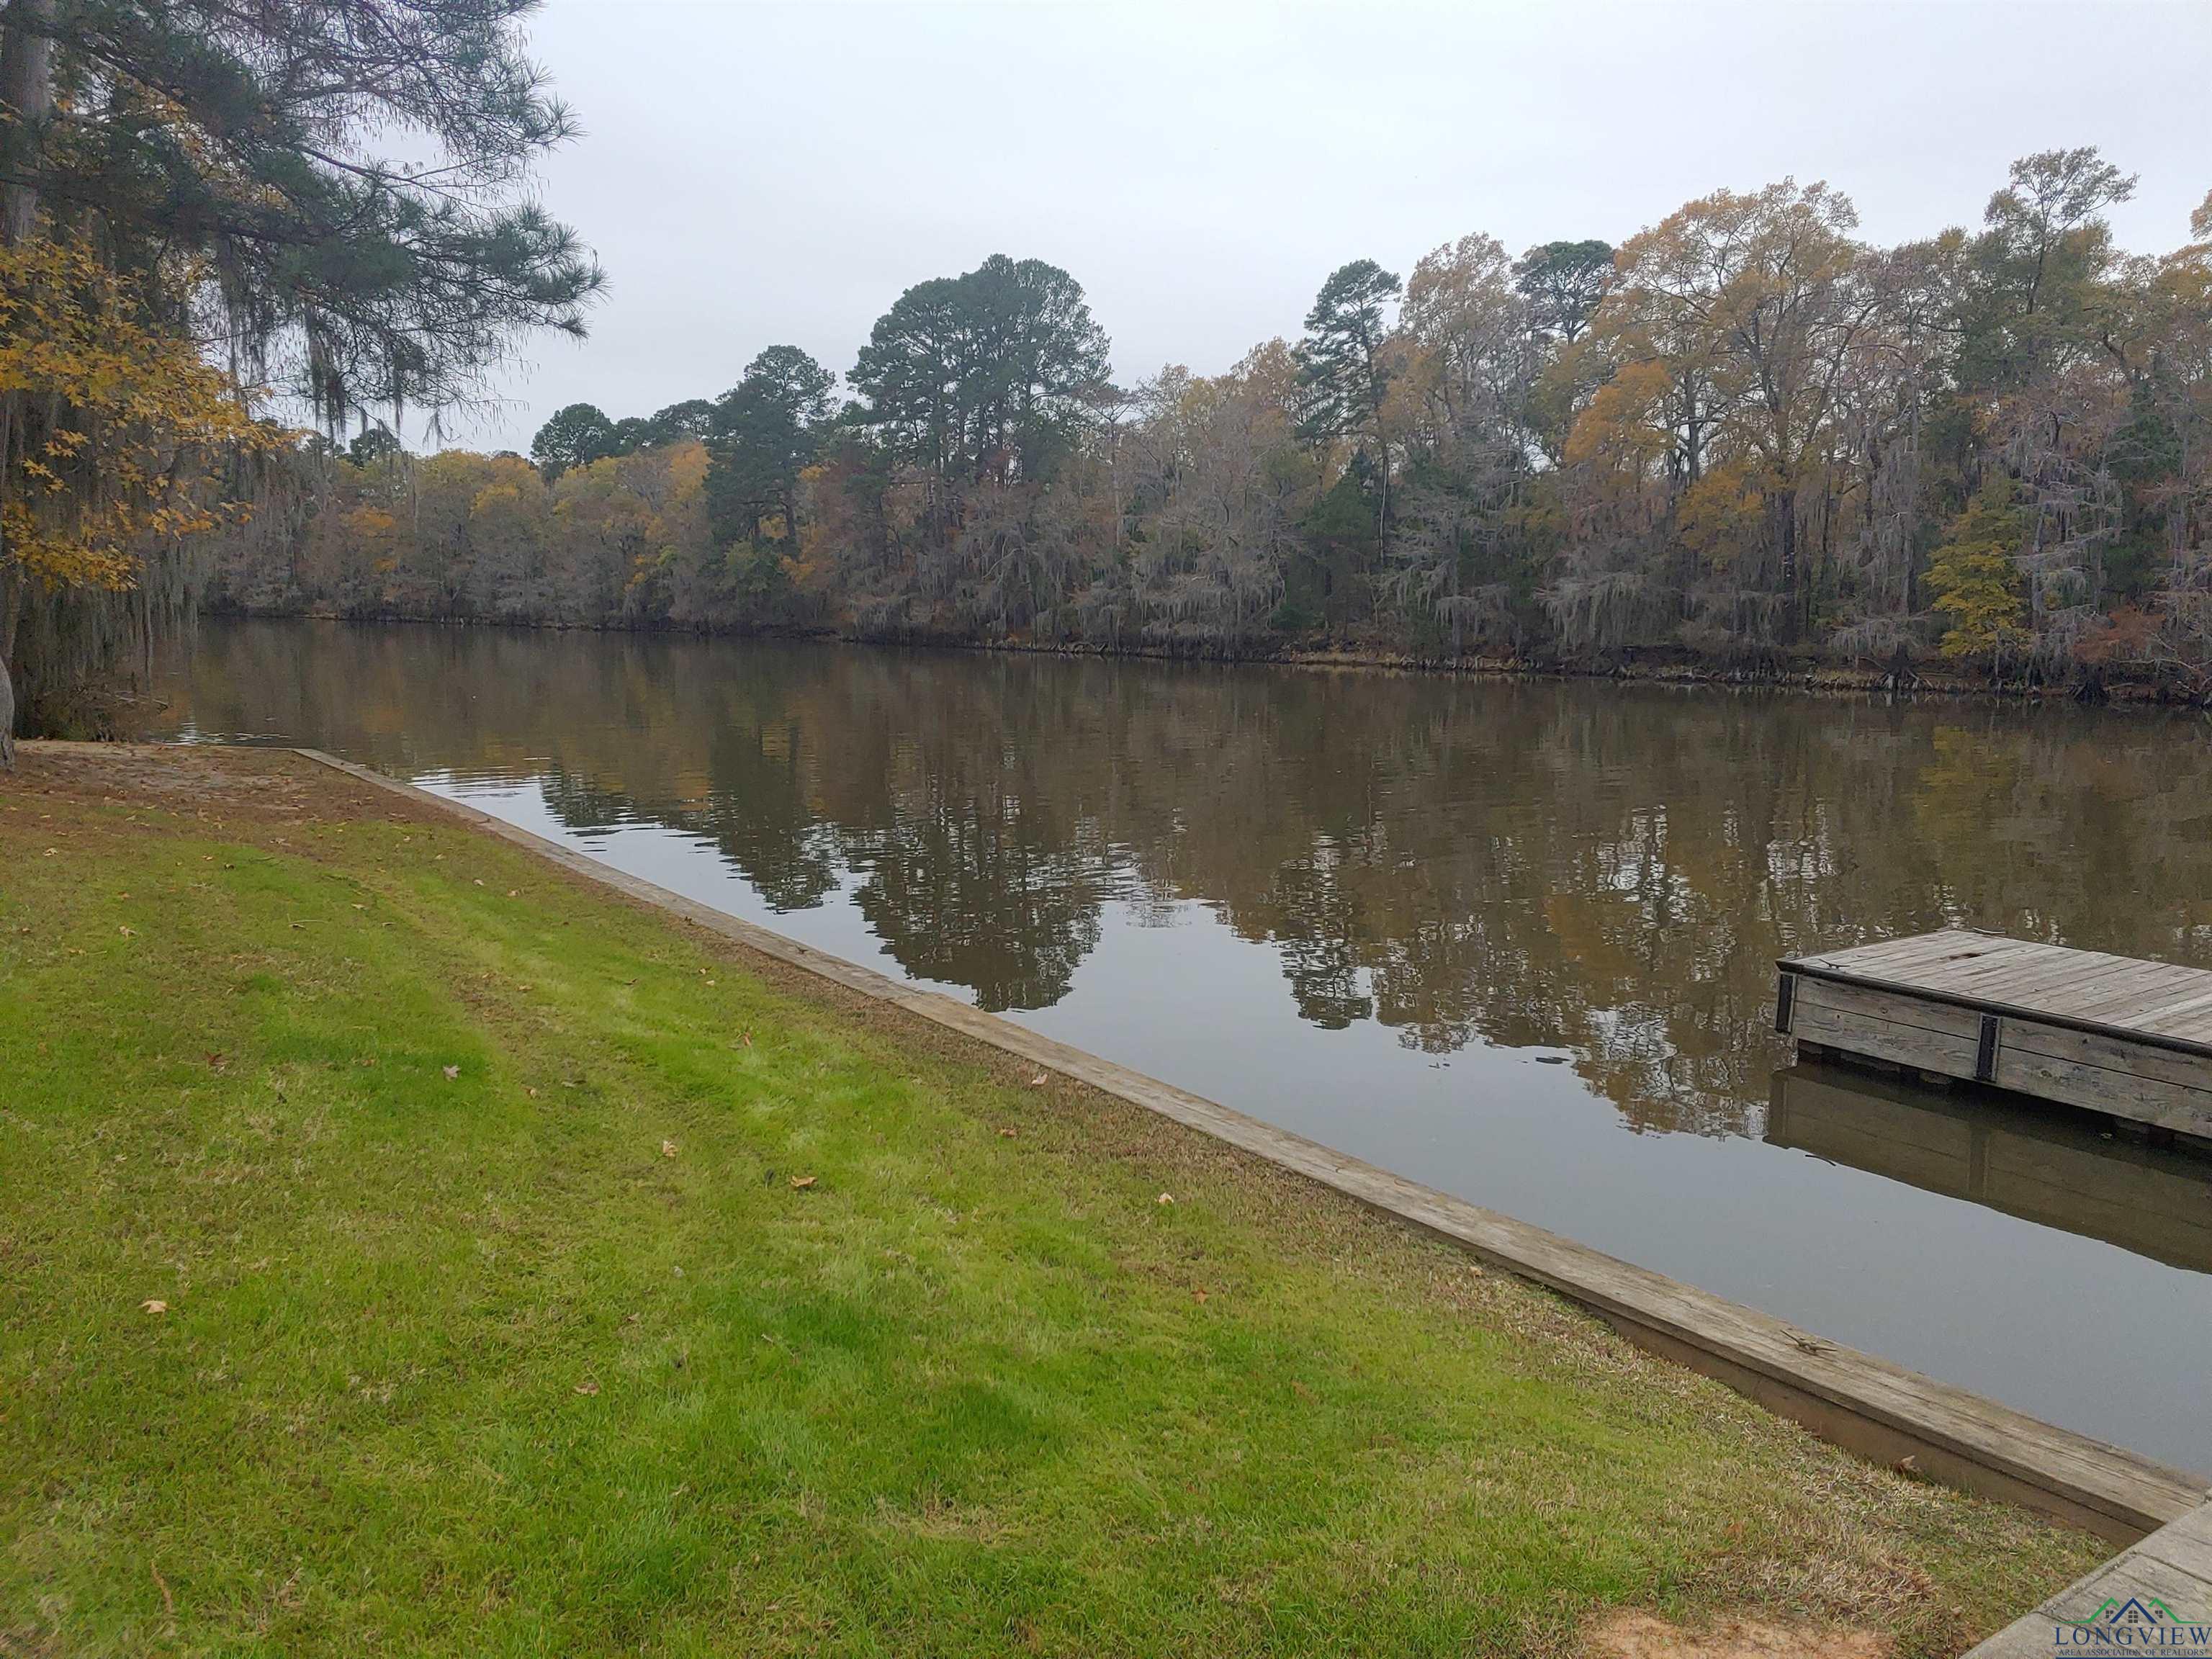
left=202, top=150, right=2212, bottom=695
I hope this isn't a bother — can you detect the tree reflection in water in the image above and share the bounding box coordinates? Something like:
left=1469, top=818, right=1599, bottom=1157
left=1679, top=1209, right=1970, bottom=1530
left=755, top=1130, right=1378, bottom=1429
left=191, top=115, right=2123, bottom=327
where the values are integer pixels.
left=165, top=620, right=2212, bottom=1142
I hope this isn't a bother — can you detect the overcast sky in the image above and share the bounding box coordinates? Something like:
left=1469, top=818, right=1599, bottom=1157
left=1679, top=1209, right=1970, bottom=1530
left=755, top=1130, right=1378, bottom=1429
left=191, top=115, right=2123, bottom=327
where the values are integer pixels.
left=443, top=0, right=2212, bottom=454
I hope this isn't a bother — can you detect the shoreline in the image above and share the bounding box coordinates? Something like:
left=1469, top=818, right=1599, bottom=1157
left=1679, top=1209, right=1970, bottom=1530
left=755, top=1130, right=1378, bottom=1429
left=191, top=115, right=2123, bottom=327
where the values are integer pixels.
left=201, top=608, right=2212, bottom=714
left=300, top=743, right=2210, bottom=1544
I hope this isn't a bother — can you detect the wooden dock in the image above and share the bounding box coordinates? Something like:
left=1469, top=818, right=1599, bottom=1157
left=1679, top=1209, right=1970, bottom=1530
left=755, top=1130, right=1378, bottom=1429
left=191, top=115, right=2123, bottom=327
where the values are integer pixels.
left=1776, top=930, right=2212, bottom=1141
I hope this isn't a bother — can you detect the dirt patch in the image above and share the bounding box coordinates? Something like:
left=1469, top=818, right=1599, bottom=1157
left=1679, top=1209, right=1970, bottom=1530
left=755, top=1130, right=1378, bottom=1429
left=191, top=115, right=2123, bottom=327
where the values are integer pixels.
left=1588, top=1611, right=1888, bottom=1658
left=6, top=740, right=436, bottom=827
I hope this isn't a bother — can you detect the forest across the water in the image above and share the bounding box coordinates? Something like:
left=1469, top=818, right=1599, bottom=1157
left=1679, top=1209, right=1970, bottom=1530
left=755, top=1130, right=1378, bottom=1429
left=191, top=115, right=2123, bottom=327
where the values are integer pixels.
left=206, top=149, right=2212, bottom=695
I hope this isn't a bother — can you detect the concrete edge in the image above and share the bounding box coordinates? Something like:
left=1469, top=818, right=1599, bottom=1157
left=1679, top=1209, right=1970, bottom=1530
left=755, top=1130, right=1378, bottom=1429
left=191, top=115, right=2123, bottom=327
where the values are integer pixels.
left=1964, top=1500, right=2212, bottom=1655
left=296, top=746, right=2209, bottom=1547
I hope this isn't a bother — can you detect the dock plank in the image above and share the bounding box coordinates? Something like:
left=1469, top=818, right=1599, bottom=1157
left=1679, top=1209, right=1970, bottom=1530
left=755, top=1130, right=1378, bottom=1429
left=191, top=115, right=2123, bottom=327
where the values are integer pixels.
left=1839, top=944, right=2098, bottom=1002
left=1790, top=1002, right=1979, bottom=1075
left=2003, top=1018, right=2212, bottom=1096
left=1924, top=951, right=2151, bottom=1004
left=1795, top=930, right=2012, bottom=976
left=1992, top=1048, right=2212, bottom=1137
left=1784, top=932, right=2212, bottom=1052
left=1791, top=976, right=1987, bottom=1040
left=2050, top=965, right=2212, bottom=1020
left=2131, top=990, right=2212, bottom=1042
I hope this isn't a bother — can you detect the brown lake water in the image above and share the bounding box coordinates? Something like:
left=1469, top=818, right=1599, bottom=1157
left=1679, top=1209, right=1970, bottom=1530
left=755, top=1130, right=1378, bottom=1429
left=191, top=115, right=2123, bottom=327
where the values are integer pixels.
left=154, top=618, right=2212, bottom=1472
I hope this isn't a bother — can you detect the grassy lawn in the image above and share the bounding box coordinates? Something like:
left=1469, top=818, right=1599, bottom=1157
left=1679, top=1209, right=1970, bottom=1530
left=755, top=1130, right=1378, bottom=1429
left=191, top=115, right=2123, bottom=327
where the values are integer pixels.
left=0, top=744, right=2102, bottom=1657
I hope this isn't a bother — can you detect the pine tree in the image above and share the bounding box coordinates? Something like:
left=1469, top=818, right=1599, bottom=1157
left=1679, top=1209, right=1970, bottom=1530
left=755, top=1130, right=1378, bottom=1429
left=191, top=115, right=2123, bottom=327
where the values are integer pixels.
left=0, top=0, right=603, bottom=761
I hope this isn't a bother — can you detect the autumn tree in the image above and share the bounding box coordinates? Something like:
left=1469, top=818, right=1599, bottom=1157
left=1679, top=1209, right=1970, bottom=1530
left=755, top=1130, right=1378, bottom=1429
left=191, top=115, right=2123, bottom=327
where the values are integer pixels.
left=0, top=0, right=602, bottom=760
left=0, top=237, right=271, bottom=756
left=1582, top=180, right=1877, bottom=640
left=1926, top=480, right=2030, bottom=666
left=190, top=148, right=2212, bottom=695
left=1120, top=343, right=1312, bottom=644
left=1385, top=235, right=1542, bottom=653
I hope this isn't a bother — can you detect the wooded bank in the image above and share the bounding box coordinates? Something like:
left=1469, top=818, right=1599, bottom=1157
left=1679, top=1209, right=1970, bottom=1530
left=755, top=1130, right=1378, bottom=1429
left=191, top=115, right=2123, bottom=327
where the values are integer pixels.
left=178, top=152, right=2212, bottom=712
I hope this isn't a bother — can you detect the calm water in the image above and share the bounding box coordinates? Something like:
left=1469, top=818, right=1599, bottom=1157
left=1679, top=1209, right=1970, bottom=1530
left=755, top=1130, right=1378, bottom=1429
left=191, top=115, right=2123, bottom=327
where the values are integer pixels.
left=154, top=619, right=2212, bottom=1471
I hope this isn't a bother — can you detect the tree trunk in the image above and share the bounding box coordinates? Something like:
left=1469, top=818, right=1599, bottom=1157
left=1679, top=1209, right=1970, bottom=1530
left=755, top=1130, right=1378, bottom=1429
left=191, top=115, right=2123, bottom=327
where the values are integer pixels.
left=1, top=0, right=55, bottom=242
left=0, top=565, right=19, bottom=769
left=0, top=0, right=57, bottom=768
left=0, top=409, right=14, bottom=768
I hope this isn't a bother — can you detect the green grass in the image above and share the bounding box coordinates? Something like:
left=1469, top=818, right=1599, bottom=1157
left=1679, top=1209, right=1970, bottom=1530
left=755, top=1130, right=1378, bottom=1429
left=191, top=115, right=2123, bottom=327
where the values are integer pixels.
left=0, top=747, right=2103, bottom=1656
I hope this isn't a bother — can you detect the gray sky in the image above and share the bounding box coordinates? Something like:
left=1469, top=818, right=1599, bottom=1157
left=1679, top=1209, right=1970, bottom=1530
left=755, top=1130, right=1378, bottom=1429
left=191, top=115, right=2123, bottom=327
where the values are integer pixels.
left=447, top=0, right=2212, bottom=454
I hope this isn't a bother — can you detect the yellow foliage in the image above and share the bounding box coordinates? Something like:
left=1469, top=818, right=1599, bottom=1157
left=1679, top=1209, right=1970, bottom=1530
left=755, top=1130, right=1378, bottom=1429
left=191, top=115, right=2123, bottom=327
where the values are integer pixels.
left=469, top=482, right=524, bottom=518
left=1675, top=462, right=1766, bottom=567
left=1565, top=358, right=1674, bottom=476
left=0, top=233, right=278, bottom=593
left=662, top=438, right=709, bottom=494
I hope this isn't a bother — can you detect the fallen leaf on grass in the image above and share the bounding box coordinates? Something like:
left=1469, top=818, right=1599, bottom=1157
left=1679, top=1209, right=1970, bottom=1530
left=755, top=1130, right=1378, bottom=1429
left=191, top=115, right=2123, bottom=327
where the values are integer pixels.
left=506, top=889, right=518, bottom=899
left=1192, top=1288, right=1209, bottom=1304
left=1156, top=1192, right=1175, bottom=1206
left=742, top=1031, right=753, bottom=1048
left=1028, top=1071, right=1048, bottom=1087
left=574, top=1380, right=600, bottom=1396
left=441, top=1065, right=460, bottom=1080
left=117, top=925, right=136, bottom=938
left=141, top=1299, right=167, bottom=1315
left=205, top=1053, right=229, bottom=1073
left=661, top=1140, right=678, bottom=1159
left=997, top=1127, right=1017, bottom=1139
left=788, top=1175, right=817, bottom=1190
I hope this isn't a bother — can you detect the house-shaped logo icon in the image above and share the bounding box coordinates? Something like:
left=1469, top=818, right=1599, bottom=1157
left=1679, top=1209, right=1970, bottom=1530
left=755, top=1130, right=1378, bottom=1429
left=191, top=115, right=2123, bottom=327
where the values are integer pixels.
left=2052, top=1592, right=2212, bottom=1655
